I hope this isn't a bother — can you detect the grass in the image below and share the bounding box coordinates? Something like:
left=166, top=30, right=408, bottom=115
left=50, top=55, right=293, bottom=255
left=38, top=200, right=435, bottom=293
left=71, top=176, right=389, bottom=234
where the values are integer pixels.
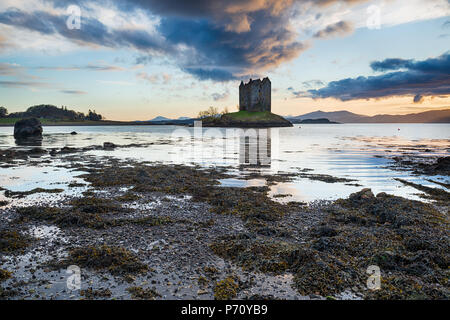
left=0, top=118, right=19, bottom=124
left=222, top=111, right=279, bottom=121
left=225, top=111, right=271, bottom=119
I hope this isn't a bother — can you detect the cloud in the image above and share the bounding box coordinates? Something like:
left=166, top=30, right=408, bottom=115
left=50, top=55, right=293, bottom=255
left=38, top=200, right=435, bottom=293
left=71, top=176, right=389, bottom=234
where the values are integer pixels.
left=36, top=64, right=124, bottom=72
left=313, top=21, right=354, bottom=38
left=136, top=71, right=171, bottom=84
left=3, top=0, right=446, bottom=82
left=301, top=79, right=325, bottom=88
left=292, top=90, right=308, bottom=98
left=287, top=80, right=324, bottom=98
left=0, top=33, right=9, bottom=49
left=134, top=55, right=152, bottom=65
left=183, top=67, right=237, bottom=81
left=97, top=80, right=134, bottom=86
left=212, top=90, right=229, bottom=101
left=413, top=94, right=424, bottom=103
left=162, top=73, right=171, bottom=84
left=0, top=80, right=48, bottom=88
left=157, top=12, right=309, bottom=80
left=0, top=78, right=84, bottom=94
left=0, top=62, right=22, bottom=76
left=0, top=8, right=173, bottom=54
left=0, top=1, right=314, bottom=81
left=370, top=54, right=450, bottom=74
left=370, top=58, right=412, bottom=72
left=224, top=13, right=252, bottom=33
left=308, top=52, right=450, bottom=101
left=136, top=71, right=159, bottom=83
left=60, top=89, right=87, bottom=94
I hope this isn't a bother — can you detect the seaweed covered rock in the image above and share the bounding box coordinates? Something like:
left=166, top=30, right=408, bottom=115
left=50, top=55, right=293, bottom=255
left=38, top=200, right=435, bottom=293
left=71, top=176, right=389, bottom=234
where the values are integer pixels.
left=0, top=230, right=31, bottom=253
left=55, top=245, right=148, bottom=275
left=434, top=156, right=450, bottom=174
left=13, top=118, right=43, bottom=139
left=214, top=276, right=239, bottom=300
left=211, top=236, right=298, bottom=273
left=392, top=155, right=450, bottom=176
left=127, top=286, right=161, bottom=300
left=211, top=188, right=449, bottom=299
left=348, top=188, right=374, bottom=201
left=0, top=269, right=11, bottom=282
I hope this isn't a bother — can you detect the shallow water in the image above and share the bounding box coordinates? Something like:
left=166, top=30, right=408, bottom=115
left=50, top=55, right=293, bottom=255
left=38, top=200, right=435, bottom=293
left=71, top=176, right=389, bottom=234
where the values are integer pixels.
left=0, top=123, right=449, bottom=202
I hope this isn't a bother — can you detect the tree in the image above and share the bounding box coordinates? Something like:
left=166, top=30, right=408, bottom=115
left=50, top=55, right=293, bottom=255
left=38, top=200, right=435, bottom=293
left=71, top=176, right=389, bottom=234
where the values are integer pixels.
left=197, top=106, right=219, bottom=119
left=221, top=106, right=229, bottom=115
left=0, top=106, right=8, bottom=118
left=86, top=109, right=103, bottom=121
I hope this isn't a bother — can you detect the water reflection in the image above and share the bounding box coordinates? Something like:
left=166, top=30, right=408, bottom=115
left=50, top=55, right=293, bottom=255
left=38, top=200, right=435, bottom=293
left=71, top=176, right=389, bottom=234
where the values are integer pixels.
left=0, top=124, right=448, bottom=202
left=239, top=128, right=271, bottom=168
left=15, top=137, right=43, bottom=146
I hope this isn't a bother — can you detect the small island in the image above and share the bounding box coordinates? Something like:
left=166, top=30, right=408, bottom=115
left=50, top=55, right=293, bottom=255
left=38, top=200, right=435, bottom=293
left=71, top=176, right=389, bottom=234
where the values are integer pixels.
left=201, top=78, right=293, bottom=128
left=201, top=110, right=292, bottom=127
left=291, top=118, right=340, bottom=124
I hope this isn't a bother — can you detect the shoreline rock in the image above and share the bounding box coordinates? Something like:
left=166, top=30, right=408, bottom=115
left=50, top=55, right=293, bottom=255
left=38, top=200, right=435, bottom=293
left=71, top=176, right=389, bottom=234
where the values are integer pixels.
left=13, top=118, right=43, bottom=140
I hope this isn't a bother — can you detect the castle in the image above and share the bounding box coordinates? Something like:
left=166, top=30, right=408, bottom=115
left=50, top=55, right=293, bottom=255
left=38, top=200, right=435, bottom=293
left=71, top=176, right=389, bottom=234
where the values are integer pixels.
left=239, top=77, right=271, bottom=112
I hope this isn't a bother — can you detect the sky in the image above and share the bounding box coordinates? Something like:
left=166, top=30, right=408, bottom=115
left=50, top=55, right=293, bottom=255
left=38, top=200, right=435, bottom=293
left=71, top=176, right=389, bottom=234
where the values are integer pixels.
left=0, top=0, right=449, bottom=121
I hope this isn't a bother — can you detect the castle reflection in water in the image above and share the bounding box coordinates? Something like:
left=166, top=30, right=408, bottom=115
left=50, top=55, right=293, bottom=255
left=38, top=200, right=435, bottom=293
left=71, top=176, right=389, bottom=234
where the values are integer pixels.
left=239, top=128, right=271, bottom=168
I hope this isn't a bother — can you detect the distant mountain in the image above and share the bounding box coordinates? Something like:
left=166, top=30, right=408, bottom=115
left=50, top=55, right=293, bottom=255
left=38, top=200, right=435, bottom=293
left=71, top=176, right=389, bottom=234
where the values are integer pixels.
left=149, top=116, right=172, bottom=122
left=364, top=109, right=450, bottom=123
left=287, top=109, right=450, bottom=123
left=148, top=116, right=193, bottom=122
left=287, top=110, right=368, bottom=123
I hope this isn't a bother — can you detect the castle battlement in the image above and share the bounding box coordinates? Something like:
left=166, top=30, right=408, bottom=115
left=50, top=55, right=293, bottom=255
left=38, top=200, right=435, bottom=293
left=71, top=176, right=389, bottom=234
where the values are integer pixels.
left=239, top=77, right=271, bottom=112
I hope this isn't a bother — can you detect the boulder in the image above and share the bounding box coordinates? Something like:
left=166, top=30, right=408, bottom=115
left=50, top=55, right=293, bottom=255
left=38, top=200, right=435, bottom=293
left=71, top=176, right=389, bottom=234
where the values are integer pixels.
left=103, top=142, right=116, bottom=149
left=434, top=156, right=450, bottom=173
left=348, top=188, right=375, bottom=201
left=14, top=118, right=43, bottom=139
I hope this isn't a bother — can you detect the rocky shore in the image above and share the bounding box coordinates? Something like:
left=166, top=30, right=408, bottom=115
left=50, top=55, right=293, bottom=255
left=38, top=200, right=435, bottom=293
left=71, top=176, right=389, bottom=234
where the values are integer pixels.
left=0, top=144, right=448, bottom=300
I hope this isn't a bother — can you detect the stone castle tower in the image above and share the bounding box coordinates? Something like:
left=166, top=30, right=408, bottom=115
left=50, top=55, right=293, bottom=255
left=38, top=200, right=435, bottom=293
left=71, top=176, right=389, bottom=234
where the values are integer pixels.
left=239, top=77, right=271, bottom=112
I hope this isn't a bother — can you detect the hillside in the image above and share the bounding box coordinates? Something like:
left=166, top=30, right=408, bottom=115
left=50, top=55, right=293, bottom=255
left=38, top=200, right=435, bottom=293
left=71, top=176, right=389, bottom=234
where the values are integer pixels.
left=288, top=109, right=450, bottom=123
left=4, top=104, right=103, bottom=121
